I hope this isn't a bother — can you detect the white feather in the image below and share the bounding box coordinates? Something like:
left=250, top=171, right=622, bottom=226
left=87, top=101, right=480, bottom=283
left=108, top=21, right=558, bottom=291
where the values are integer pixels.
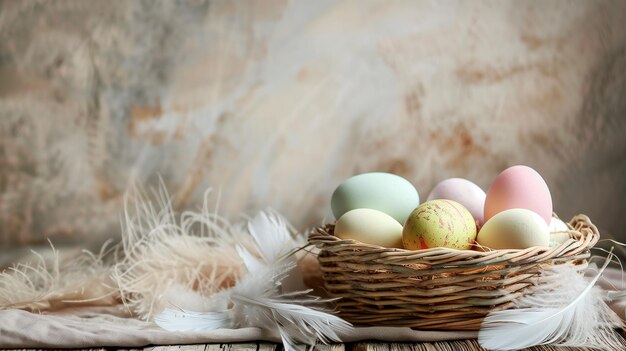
left=246, top=211, right=299, bottom=265
left=114, top=185, right=251, bottom=320
left=245, top=211, right=310, bottom=292
left=234, top=294, right=351, bottom=344
left=155, top=210, right=352, bottom=351
left=479, top=256, right=626, bottom=350
left=156, top=265, right=351, bottom=350
left=155, top=308, right=231, bottom=331
left=236, top=245, right=266, bottom=273
left=607, top=290, right=626, bottom=299
left=234, top=211, right=298, bottom=275
left=155, top=265, right=352, bottom=350
left=0, top=241, right=116, bottom=311
left=161, top=284, right=227, bottom=312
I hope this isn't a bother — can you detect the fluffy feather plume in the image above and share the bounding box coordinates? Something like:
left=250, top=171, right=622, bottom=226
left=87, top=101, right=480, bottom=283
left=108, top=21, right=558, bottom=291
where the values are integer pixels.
left=113, top=185, right=254, bottom=320
left=245, top=211, right=305, bottom=265
left=155, top=211, right=352, bottom=351
left=157, top=265, right=352, bottom=347
left=237, top=211, right=308, bottom=292
left=0, top=242, right=117, bottom=312
left=479, top=256, right=626, bottom=350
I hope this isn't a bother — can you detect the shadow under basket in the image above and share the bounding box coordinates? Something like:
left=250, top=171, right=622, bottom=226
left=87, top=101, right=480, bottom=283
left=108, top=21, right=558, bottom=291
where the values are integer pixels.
left=308, top=214, right=599, bottom=331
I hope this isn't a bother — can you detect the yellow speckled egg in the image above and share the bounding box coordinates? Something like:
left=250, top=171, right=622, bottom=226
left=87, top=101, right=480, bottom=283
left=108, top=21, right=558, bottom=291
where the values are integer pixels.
left=477, top=208, right=550, bottom=249
left=335, top=208, right=403, bottom=248
left=402, top=200, right=477, bottom=250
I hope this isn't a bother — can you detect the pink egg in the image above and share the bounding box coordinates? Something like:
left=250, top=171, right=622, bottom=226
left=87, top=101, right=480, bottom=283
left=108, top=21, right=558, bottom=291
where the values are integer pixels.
left=484, top=165, right=553, bottom=224
left=427, top=178, right=486, bottom=225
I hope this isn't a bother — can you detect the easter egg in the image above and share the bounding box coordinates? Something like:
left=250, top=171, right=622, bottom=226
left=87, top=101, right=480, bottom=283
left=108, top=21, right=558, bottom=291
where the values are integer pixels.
left=402, top=200, right=477, bottom=250
left=427, top=178, right=486, bottom=225
left=484, top=165, right=552, bottom=224
left=331, top=172, right=420, bottom=224
left=477, top=208, right=550, bottom=250
left=549, top=217, right=569, bottom=232
left=335, top=208, right=403, bottom=248
left=549, top=217, right=570, bottom=246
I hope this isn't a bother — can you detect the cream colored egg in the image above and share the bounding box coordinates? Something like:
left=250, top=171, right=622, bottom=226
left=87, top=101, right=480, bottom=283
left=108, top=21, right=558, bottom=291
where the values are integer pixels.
left=549, top=217, right=571, bottom=247
left=477, top=208, right=549, bottom=249
left=549, top=217, right=569, bottom=232
left=335, top=208, right=403, bottom=248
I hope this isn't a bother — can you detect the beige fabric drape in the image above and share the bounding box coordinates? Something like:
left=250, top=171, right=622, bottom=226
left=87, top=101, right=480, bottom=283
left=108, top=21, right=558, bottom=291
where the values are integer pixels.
left=0, top=269, right=624, bottom=349
left=0, top=306, right=477, bottom=348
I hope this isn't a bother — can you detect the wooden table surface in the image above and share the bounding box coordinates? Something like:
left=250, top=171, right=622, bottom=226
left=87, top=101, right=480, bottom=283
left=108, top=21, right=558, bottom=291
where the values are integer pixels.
left=7, top=341, right=616, bottom=351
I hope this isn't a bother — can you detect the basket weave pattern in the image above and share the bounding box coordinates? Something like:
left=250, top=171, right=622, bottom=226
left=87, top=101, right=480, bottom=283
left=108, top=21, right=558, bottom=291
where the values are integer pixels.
left=308, top=215, right=599, bottom=331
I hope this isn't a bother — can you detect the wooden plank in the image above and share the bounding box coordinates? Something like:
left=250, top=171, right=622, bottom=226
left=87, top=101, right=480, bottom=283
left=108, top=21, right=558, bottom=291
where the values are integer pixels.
left=351, top=340, right=484, bottom=351
left=202, top=341, right=340, bottom=351
left=204, top=343, right=278, bottom=351
left=144, top=345, right=208, bottom=351
left=349, top=341, right=610, bottom=351
left=5, top=337, right=625, bottom=351
left=314, top=343, right=345, bottom=351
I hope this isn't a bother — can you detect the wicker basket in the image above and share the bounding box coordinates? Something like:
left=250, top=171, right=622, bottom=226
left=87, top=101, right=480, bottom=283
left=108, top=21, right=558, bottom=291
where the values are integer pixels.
left=308, top=214, right=599, bottom=331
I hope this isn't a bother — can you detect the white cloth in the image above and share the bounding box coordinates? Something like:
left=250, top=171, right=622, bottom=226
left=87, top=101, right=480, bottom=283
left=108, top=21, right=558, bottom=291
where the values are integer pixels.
left=0, top=306, right=476, bottom=348
left=1, top=267, right=624, bottom=349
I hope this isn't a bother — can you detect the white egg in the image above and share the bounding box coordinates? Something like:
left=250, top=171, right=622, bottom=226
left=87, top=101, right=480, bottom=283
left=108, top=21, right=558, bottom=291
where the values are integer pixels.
left=477, top=208, right=550, bottom=250
left=334, top=208, right=403, bottom=248
left=549, top=217, right=569, bottom=232
left=549, top=217, right=570, bottom=246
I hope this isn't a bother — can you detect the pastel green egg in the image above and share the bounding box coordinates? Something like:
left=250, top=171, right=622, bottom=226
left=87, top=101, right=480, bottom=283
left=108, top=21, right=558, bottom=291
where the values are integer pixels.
left=402, top=200, right=477, bottom=250
left=331, top=172, right=420, bottom=224
left=335, top=208, right=403, bottom=248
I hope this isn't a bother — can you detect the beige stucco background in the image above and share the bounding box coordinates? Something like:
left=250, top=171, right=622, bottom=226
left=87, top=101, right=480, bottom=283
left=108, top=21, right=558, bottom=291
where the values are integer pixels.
left=0, top=0, right=625, bottom=257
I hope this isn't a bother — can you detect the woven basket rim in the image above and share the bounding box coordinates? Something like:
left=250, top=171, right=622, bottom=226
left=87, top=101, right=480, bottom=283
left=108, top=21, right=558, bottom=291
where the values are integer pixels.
left=309, top=214, right=599, bottom=330
left=308, top=214, right=599, bottom=267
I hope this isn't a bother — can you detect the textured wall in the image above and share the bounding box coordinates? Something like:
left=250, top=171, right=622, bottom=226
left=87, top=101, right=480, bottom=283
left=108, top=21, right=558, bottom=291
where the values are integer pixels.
left=0, top=0, right=625, bottom=250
